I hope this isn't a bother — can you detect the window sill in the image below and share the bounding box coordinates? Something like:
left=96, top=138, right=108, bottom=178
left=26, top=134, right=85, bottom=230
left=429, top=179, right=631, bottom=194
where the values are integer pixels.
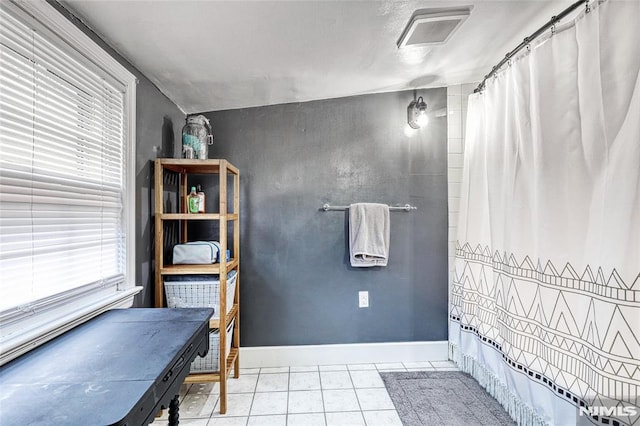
left=0, top=286, right=142, bottom=366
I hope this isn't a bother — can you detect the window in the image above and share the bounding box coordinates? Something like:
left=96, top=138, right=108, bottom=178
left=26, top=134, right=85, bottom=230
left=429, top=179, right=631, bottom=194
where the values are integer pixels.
left=0, top=1, right=139, bottom=364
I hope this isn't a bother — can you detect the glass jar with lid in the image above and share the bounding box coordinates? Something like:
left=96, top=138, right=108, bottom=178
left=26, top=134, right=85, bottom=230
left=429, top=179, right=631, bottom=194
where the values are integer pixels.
left=181, top=115, right=213, bottom=159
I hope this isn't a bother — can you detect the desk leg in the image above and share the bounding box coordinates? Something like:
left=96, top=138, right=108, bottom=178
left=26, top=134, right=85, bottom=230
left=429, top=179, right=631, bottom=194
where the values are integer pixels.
left=168, top=395, right=179, bottom=426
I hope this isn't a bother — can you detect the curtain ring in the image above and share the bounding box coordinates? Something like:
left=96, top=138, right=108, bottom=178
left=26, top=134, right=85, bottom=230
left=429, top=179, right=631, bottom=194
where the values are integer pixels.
left=526, top=44, right=531, bottom=52
left=507, top=59, right=512, bottom=68
left=550, top=24, right=556, bottom=36
left=586, top=0, right=591, bottom=13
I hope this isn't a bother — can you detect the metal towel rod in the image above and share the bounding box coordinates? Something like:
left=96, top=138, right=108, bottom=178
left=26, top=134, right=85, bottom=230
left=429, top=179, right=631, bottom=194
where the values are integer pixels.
left=321, top=203, right=417, bottom=212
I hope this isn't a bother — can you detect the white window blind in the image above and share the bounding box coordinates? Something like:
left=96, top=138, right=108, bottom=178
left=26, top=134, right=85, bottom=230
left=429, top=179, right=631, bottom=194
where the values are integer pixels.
left=0, top=0, right=139, bottom=363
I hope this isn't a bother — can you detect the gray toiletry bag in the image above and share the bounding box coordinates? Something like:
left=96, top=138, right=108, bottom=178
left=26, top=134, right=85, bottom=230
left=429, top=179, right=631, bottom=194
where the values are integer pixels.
left=172, top=241, right=220, bottom=264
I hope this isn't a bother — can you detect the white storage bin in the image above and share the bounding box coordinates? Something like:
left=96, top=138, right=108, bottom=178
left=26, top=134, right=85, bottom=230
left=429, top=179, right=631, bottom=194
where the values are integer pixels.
left=191, top=320, right=234, bottom=373
left=164, top=271, right=237, bottom=319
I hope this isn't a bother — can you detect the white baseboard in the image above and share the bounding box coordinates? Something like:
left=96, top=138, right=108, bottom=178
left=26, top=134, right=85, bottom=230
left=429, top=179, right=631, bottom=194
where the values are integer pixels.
left=239, top=341, right=448, bottom=368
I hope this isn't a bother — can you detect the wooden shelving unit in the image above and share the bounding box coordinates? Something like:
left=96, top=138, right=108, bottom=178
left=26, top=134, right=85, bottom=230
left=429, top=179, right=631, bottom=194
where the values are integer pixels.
left=154, top=159, right=240, bottom=414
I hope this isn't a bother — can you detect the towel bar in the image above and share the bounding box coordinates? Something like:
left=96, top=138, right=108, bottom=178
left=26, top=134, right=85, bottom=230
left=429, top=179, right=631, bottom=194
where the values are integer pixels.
left=321, top=203, right=417, bottom=212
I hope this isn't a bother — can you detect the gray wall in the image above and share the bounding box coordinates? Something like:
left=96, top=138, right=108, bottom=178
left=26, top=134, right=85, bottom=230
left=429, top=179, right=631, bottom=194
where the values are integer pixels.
left=199, top=89, right=449, bottom=346
left=52, top=1, right=185, bottom=307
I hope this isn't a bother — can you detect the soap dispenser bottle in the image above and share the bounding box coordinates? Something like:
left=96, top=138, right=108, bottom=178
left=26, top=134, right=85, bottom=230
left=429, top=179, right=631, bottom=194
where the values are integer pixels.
left=196, top=184, right=205, bottom=213
left=187, top=186, right=199, bottom=213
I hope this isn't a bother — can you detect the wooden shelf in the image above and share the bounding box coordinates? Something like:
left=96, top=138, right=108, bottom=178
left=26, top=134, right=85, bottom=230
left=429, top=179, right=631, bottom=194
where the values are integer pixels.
left=156, top=158, right=240, bottom=175
left=160, top=213, right=221, bottom=220
left=159, top=259, right=238, bottom=275
left=154, top=158, right=240, bottom=415
left=158, top=213, right=239, bottom=221
left=209, top=304, right=238, bottom=329
left=183, top=348, right=239, bottom=384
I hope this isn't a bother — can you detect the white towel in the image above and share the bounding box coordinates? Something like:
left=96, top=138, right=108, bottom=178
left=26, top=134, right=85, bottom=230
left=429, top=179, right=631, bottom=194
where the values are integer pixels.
left=349, top=203, right=390, bottom=267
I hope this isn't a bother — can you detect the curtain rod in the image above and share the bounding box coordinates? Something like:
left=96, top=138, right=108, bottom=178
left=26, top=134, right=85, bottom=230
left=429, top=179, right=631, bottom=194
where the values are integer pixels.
left=474, top=0, right=588, bottom=93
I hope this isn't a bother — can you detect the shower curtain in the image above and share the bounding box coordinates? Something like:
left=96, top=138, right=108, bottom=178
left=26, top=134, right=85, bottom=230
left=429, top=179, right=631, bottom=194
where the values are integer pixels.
left=449, top=1, right=640, bottom=425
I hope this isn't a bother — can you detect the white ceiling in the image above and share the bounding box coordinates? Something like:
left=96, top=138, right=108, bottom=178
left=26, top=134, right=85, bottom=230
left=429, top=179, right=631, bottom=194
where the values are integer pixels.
left=62, top=0, right=574, bottom=113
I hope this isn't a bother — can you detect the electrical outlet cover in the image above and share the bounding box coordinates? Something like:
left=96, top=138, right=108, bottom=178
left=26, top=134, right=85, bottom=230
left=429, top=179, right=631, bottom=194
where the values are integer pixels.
left=358, top=291, right=369, bottom=308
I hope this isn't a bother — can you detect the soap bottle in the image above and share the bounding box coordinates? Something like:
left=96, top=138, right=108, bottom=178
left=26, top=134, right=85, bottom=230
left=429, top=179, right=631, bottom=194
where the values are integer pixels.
left=196, top=184, right=205, bottom=213
left=187, top=186, right=199, bottom=213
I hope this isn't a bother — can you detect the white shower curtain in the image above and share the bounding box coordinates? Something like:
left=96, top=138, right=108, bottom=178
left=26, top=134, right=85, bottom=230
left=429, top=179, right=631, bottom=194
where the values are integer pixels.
left=450, top=1, right=640, bottom=425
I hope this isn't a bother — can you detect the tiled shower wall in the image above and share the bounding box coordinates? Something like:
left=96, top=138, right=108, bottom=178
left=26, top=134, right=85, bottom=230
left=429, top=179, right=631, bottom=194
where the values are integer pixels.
left=447, top=84, right=476, bottom=301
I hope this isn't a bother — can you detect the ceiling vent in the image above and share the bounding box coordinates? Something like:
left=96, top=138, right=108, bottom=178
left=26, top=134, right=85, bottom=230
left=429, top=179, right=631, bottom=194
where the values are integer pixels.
left=397, top=7, right=472, bottom=48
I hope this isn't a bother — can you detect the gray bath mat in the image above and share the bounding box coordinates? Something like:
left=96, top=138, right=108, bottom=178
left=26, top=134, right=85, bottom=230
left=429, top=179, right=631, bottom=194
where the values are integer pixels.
left=380, top=371, right=516, bottom=426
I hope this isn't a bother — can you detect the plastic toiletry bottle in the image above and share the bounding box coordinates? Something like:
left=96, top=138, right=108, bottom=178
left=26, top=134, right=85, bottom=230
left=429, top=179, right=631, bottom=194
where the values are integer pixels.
left=196, top=184, right=205, bottom=213
left=187, top=186, right=199, bottom=213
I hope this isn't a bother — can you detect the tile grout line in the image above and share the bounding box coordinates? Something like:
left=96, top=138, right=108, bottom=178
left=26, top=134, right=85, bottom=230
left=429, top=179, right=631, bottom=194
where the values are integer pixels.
left=245, top=368, right=260, bottom=421
left=347, top=364, right=367, bottom=426
left=319, top=368, right=329, bottom=425
left=285, top=368, right=291, bottom=426
left=246, top=370, right=259, bottom=426
left=319, top=367, right=328, bottom=426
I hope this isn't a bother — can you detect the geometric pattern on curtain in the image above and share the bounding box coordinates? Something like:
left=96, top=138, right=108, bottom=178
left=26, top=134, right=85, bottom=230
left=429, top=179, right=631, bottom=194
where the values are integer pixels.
left=449, top=1, right=640, bottom=425
left=451, top=243, right=640, bottom=426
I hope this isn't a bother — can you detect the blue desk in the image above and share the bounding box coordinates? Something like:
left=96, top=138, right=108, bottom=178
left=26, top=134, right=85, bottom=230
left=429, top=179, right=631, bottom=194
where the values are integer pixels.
left=0, top=308, right=213, bottom=425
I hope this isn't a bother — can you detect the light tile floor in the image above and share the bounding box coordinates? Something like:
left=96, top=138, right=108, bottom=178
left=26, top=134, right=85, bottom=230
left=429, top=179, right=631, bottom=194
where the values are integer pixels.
left=152, top=361, right=458, bottom=426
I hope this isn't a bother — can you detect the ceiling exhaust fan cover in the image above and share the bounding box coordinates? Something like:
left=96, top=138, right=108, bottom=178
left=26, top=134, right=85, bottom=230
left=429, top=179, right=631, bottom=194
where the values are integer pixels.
left=397, top=7, right=472, bottom=48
